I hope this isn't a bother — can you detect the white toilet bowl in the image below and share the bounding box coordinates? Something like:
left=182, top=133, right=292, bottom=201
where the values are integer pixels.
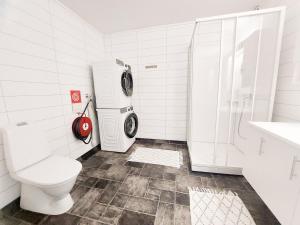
left=15, top=155, right=82, bottom=215
left=20, top=183, right=75, bottom=215
left=1, top=123, right=82, bottom=215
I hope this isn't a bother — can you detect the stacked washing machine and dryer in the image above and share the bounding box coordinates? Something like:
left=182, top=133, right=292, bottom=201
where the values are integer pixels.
left=92, top=58, right=138, bottom=152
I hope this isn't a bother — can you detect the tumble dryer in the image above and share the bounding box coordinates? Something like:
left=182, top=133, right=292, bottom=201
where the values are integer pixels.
left=97, top=106, right=138, bottom=152
left=92, top=58, right=133, bottom=109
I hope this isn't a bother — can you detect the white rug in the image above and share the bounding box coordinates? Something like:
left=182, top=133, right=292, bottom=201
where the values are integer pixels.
left=189, top=188, right=256, bottom=225
left=128, top=147, right=182, bottom=168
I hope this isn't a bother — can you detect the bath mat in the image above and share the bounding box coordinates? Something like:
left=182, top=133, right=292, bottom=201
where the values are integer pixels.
left=128, top=147, right=183, bottom=168
left=189, top=188, right=256, bottom=225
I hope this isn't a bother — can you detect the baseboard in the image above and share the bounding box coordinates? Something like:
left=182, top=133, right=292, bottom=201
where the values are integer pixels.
left=191, top=164, right=243, bottom=175
left=136, top=138, right=187, bottom=145
left=78, top=144, right=100, bottom=161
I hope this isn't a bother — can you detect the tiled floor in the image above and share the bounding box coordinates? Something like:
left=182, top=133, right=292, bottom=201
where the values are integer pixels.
left=0, top=139, right=280, bottom=225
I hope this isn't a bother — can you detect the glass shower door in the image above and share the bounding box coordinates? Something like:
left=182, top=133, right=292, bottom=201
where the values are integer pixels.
left=214, top=18, right=236, bottom=167
left=188, top=7, right=285, bottom=174
left=189, top=20, right=222, bottom=166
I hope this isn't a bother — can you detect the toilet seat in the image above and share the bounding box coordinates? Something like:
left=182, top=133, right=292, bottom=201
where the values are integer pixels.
left=14, top=155, right=82, bottom=188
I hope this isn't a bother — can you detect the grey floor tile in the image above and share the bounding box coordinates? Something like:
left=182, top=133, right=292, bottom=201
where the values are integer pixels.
left=39, top=214, right=80, bottom=225
left=85, top=203, right=106, bottom=220
left=85, top=169, right=107, bottom=180
left=128, top=167, right=142, bottom=175
left=164, top=166, right=188, bottom=176
left=126, top=144, right=137, bottom=153
left=110, top=194, right=129, bottom=208
left=104, top=165, right=129, bottom=182
left=134, top=143, right=153, bottom=149
left=145, top=188, right=161, bottom=201
left=146, top=188, right=161, bottom=197
left=98, top=205, right=123, bottom=225
left=213, top=174, right=247, bottom=190
left=175, top=175, right=202, bottom=193
left=175, top=192, right=190, bottom=206
left=98, top=181, right=121, bottom=204
left=163, top=172, right=176, bottom=181
left=71, top=188, right=102, bottom=216
left=14, top=210, right=45, bottom=224
left=247, top=201, right=279, bottom=222
left=0, top=215, right=23, bottom=225
left=252, top=215, right=281, bottom=225
left=125, top=161, right=144, bottom=168
left=149, top=179, right=175, bottom=192
left=104, top=157, right=127, bottom=165
left=140, top=164, right=165, bottom=179
left=144, top=193, right=159, bottom=201
left=125, top=197, right=158, bottom=215
left=1, top=198, right=21, bottom=216
left=153, top=139, right=169, bottom=144
left=82, top=177, right=99, bottom=188
left=118, top=210, right=155, bottom=225
left=160, top=190, right=175, bottom=204
left=174, top=205, right=191, bottom=225
left=234, top=189, right=265, bottom=207
left=188, top=171, right=213, bottom=178
left=78, top=217, right=108, bottom=225
left=200, top=176, right=218, bottom=188
left=157, top=143, right=177, bottom=150
left=99, top=164, right=112, bottom=170
left=241, top=176, right=256, bottom=191
left=82, top=156, right=106, bottom=169
left=17, top=222, right=33, bottom=225
left=85, top=203, right=122, bottom=225
left=118, top=175, right=149, bottom=197
left=154, top=203, right=174, bottom=225
left=71, top=185, right=90, bottom=203
left=94, top=179, right=110, bottom=190
left=95, top=151, right=117, bottom=158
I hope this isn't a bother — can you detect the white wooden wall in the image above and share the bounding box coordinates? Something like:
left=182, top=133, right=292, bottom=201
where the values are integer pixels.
left=0, top=0, right=104, bottom=208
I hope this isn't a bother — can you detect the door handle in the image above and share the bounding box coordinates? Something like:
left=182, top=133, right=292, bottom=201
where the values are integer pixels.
left=258, top=137, right=265, bottom=155
left=290, top=156, right=300, bottom=180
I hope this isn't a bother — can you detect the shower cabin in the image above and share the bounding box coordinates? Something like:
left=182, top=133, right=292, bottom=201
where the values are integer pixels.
left=187, top=7, right=285, bottom=175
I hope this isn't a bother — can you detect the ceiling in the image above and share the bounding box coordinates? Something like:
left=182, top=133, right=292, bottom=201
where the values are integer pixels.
left=59, top=0, right=260, bottom=33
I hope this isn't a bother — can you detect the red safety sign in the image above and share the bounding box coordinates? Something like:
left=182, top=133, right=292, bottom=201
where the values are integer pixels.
left=70, top=90, right=81, bottom=104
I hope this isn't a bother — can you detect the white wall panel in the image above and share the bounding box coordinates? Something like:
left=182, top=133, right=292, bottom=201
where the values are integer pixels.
left=261, top=0, right=300, bottom=122
left=105, top=21, right=193, bottom=141
left=0, top=0, right=104, bottom=208
left=0, top=4, right=52, bottom=35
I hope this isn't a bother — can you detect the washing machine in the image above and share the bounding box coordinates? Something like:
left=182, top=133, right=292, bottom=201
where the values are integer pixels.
left=93, top=58, right=133, bottom=108
left=97, top=106, right=138, bottom=152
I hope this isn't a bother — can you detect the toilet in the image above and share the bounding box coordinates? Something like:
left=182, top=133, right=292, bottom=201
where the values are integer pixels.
left=1, top=122, right=82, bottom=215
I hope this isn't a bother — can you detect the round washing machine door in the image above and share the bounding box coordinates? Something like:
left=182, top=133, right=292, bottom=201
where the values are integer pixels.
left=124, top=113, right=138, bottom=138
left=121, top=70, right=133, bottom=96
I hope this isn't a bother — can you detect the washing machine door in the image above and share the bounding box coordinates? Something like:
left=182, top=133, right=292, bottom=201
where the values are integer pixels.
left=121, top=70, right=133, bottom=97
left=124, top=112, right=138, bottom=138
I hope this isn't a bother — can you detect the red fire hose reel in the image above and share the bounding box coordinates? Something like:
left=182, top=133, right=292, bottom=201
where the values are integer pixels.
left=72, top=99, right=93, bottom=144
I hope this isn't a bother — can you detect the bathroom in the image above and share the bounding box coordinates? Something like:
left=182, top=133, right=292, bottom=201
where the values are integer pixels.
left=0, top=0, right=299, bottom=224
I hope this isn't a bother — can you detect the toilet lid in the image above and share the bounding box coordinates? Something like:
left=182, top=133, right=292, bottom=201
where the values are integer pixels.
left=15, top=155, right=82, bottom=188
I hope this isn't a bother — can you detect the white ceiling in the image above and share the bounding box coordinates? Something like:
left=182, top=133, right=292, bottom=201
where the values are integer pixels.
left=59, top=0, right=260, bottom=33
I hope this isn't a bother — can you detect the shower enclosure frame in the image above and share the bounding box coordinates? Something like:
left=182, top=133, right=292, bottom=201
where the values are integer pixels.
left=187, top=6, right=286, bottom=175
